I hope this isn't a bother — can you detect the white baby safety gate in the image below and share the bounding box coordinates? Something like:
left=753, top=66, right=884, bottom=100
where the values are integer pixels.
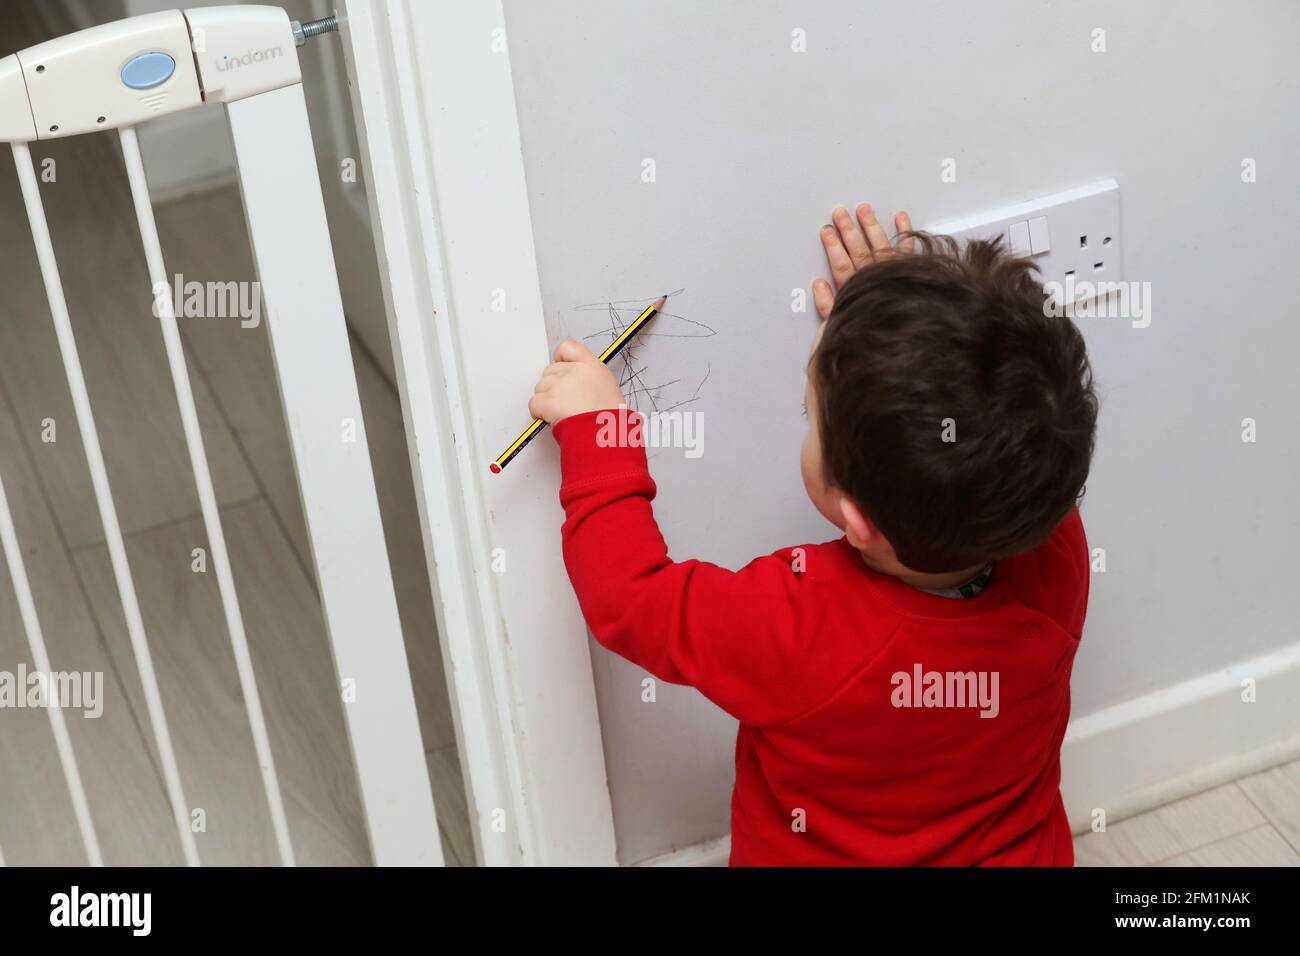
left=0, top=5, right=440, bottom=865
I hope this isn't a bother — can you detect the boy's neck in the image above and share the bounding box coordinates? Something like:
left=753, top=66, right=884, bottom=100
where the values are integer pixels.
left=895, top=564, right=990, bottom=592
left=860, top=551, right=990, bottom=592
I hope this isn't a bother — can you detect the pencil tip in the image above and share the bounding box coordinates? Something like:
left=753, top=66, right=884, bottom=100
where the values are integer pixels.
left=653, top=294, right=668, bottom=308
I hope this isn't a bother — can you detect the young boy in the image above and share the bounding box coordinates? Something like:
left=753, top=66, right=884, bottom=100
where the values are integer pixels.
left=528, top=202, right=1098, bottom=866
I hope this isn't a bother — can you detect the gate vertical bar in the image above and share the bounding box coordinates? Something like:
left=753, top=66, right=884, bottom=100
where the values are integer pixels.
left=0, top=469, right=102, bottom=865
left=118, top=125, right=295, bottom=867
left=224, top=82, right=442, bottom=865
left=11, top=142, right=200, bottom=866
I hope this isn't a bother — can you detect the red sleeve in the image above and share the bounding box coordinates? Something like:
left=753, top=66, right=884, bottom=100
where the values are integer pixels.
left=552, top=409, right=828, bottom=726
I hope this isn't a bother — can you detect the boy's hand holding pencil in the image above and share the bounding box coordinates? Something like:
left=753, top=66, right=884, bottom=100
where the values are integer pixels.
left=527, top=338, right=627, bottom=425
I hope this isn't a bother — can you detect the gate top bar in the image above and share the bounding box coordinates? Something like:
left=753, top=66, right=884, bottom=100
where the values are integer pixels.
left=0, top=5, right=303, bottom=144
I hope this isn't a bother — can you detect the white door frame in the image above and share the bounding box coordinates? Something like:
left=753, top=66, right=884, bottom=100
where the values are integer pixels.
left=338, top=0, right=618, bottom=866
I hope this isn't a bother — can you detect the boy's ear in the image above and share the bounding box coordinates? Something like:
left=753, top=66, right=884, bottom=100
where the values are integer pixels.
left=838, top=496, right=876, bottom=551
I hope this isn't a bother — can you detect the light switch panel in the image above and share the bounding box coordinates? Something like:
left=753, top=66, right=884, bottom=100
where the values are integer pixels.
left=1008, top=220, right=1031, bottom=256
left=1027, top=216, right=1050, bottom=254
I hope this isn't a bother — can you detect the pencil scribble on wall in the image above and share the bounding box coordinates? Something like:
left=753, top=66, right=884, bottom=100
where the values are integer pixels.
left=570, top=290, right=714, bottom=419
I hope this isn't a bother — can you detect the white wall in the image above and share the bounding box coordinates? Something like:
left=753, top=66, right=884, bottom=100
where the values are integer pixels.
left=502, top=0, right=1300, bottom=863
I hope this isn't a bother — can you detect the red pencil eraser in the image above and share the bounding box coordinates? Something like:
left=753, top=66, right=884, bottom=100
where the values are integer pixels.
left=489, top=462, right=501, bottom=474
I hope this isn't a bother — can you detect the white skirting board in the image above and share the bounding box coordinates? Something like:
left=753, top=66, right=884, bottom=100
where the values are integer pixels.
left=1060, top=640, right=1300, bottom=833
left=635, top=640, right=1300, bottom=866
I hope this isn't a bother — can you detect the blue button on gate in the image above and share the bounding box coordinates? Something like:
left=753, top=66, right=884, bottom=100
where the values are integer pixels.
left=121, top=52, right=176, bottom=90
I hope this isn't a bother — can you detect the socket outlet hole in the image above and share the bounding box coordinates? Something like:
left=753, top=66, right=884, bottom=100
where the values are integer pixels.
left=1092, top=261, right=1105, bottom=272
left=1102, top=236, right=1112, bottom=246
left=1064, top=269, right=1075, bottom=276
left=1079, top=235, right=1088, bottom=248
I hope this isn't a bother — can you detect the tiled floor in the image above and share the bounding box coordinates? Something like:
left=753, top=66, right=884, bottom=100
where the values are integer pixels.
left=1073, top=758, right=1300, bottom=866
left=0, top=1, right=470, bottom=866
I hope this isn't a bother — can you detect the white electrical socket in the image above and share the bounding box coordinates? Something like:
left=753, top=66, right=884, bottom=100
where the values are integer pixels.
left=926, top=179, right=1121, bottom=305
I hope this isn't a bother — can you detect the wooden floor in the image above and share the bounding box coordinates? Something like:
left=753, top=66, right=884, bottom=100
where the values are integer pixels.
left=0, top=2, right=471, bottom=867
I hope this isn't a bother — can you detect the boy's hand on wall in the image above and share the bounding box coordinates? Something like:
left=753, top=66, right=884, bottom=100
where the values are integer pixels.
left=813, top=203, right=914, bottom=319
left=528, top=339, right=627, bottom=425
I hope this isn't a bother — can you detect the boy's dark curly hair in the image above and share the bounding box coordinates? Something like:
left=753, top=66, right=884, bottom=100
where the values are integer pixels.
left=811, top=232, right=1098, bottom=573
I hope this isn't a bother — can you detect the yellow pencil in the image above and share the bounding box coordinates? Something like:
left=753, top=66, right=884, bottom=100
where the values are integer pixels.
left=489, top=295, right=668, bottom=473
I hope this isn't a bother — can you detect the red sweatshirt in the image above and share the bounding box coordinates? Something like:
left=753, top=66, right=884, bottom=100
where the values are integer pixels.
left=553, top=410, right=1088, bottom=866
